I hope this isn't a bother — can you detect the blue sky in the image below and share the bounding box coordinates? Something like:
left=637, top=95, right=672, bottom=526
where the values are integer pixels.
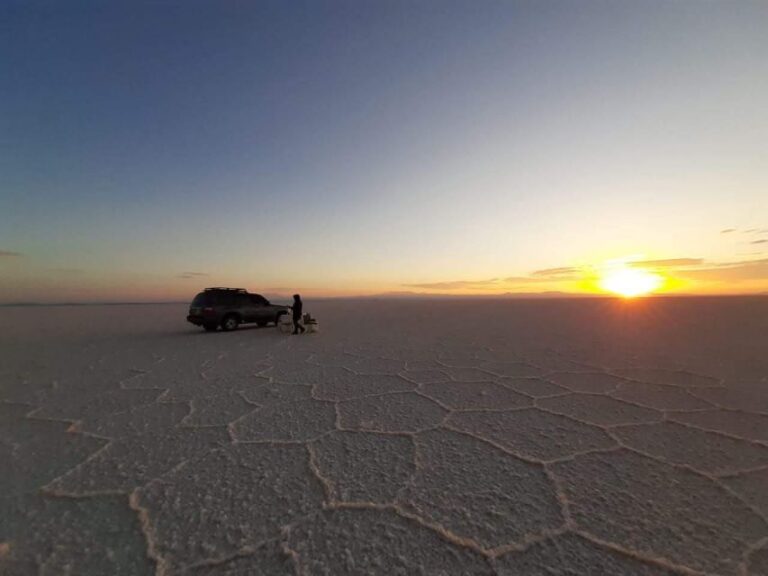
left=2, top=1, right=767, bottom=301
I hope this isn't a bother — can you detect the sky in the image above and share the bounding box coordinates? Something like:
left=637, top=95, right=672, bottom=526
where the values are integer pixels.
left=1, top=0, right=767, bottom=302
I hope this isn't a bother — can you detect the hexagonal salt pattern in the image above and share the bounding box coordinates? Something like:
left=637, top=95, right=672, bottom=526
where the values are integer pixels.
left=495, top=532, right=680, bottom=575
left=231, top=399, right=336, bottom=441
left=547, top=371, right=629, bottom=393
left=612, top=421, right=768, bottom=475
left=2, top=418, right=106, bottom=497
left=312, top=373, right=415, bottom=401
left=719, top=467, right=768, bottom=518
left=239, top=381, right=313, bottom=405
left=440, top=366, right=497, bottom=382
left=552, top=449, right=767, bottom=575
left=45, top=427, right=229, bottom=494
left=611, top=380, right=714, bottom=410
left=399, top=369, right=451, bottom=384
left=5, top=300, right=768, bottom=575
left=337, top=392, right=447, bottom=432
left=0, top=494, right=153, bottom=576
left=285, top=508, right=495, bottom=575
left=478, top=361, right=544, bottom=378
left=447, top=408, right=616, bottom=461
left=667, top=409, right=768, bottom=443
left=420, top=381, right=533, bottom=410
left=184, top=391, right=254, bottom=426
left=134, top=444, right=325, bottom=573
left=311, top=431, right=415, bottom=503
left=31, top=388, right=163, bottom=421
left=612, top=368, right=721, bottom=388
left=398, top=429, right=563, bottom=549
left=184, top=540, right=296, bottom=575
left=260, top=364, right=352, bottom=386
left=348, top=357, right=407, bottom=374
left=537, top=393, right=662, bottom=426
left=499, top=377, right=569, bottom=398
left=689, top=387, right=768, bottom=413
left=76, top=401, right=190, bottom=437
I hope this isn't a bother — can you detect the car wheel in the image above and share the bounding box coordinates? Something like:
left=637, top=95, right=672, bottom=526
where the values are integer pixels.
left=221, top=315, right=240, bottom=331
left=203, top=323, right=218, bottom=332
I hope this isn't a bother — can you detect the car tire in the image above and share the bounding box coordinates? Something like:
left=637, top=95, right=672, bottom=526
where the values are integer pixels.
left=203, top=323, right=218, bottom=332
left=221, top=315, right=240, bottom=331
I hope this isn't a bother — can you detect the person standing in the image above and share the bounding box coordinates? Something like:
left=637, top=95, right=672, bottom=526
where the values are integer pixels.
left=291, top=294, right=306, bottom=335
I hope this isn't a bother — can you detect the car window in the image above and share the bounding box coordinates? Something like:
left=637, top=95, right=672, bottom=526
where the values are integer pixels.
left=251, top=294, right=269, bottom=306
left=191, top=293, right=211, bottom=307
left=212, top=292, right=236, bottom=306
left=236, top=294, right=252, bottom=306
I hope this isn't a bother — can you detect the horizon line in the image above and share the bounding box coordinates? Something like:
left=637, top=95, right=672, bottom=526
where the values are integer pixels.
left=2, top=292, right=767, bottom=307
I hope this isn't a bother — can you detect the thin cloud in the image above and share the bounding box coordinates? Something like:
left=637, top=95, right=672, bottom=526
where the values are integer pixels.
left=714, top=257, right=768, bottom=267
left=0, top=250, right=22, bottom=257
left=530, top=267, right=580, bottom=278
left=406, top=271, right=578, bottom=291
left=750, top=239, right=768, bottom=245
left=629, top=258, right=703, bottom=268
left=178, top=271, right=210, bottom=279
left=402, top=278, right=499, bottom=290
left=720, top=228, right=736, bottom=234
left=503, top=276, right=543, bottom=284
left=678, top=258, right=768, bottom=282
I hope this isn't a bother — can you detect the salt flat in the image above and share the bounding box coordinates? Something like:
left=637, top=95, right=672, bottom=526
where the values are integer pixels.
left=1, top=297, right=767, bottom=575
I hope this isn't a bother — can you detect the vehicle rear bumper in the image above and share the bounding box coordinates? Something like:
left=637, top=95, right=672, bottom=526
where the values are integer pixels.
left=187, top=315, right=206, bottom=326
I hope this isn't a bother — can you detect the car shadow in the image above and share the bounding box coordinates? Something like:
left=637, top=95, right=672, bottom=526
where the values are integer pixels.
left=181, top=324, right=284, bottom=336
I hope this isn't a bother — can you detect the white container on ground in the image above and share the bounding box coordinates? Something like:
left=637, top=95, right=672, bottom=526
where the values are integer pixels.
left=278, top=315, right=294, bottom=334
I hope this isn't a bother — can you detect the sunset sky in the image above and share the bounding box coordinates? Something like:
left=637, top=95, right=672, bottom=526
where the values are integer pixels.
left=2, top=1, right=767, bottom=302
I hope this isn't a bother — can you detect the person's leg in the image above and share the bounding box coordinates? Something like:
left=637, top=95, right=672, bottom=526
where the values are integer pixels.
left=293, top=317, right=301, bottom=334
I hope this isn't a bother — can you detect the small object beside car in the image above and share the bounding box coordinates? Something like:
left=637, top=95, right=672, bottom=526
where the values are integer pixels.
left=303, top=313, right=319, bottom=333
left=278, top=314, right=294, bottom=334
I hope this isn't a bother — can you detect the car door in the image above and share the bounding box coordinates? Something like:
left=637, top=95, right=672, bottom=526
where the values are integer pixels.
left=252, top=295, right=272, bottom=322
left=234, top=293, right=255, bottom=322
left=246, top=294, right=266, bottom=322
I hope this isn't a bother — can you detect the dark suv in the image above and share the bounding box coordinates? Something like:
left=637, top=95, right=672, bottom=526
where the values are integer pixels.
left=187, top=288, right=290, bottom=332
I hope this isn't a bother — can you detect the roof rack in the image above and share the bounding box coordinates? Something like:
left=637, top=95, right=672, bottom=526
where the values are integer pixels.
left=204, top=287, right=248, bottom=293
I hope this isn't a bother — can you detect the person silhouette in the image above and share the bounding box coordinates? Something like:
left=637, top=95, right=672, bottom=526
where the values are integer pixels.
left=291, top=294, right=306, bottom=335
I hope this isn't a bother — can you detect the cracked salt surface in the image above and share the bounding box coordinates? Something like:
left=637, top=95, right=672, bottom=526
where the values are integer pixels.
left=420, top=380, right=532, bottom=410
left=398, top=429, right=563, bottom=549
left=494, top=532, right=680, bottom=575
left=2, top=299, right=768, bottom=575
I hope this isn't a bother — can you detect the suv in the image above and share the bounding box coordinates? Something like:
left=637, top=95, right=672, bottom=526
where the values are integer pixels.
left=187, top=288, right=290, bottom=332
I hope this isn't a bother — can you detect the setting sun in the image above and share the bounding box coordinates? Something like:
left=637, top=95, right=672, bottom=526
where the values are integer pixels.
left=600, top=268, right=663, bottom=298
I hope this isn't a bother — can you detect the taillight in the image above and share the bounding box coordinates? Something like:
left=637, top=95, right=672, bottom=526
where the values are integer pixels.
left=203, top=307, right=214, bottom=314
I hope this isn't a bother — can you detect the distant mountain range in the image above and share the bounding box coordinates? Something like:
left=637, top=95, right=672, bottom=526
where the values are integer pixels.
left=360, top=291, right=602, bottom=300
